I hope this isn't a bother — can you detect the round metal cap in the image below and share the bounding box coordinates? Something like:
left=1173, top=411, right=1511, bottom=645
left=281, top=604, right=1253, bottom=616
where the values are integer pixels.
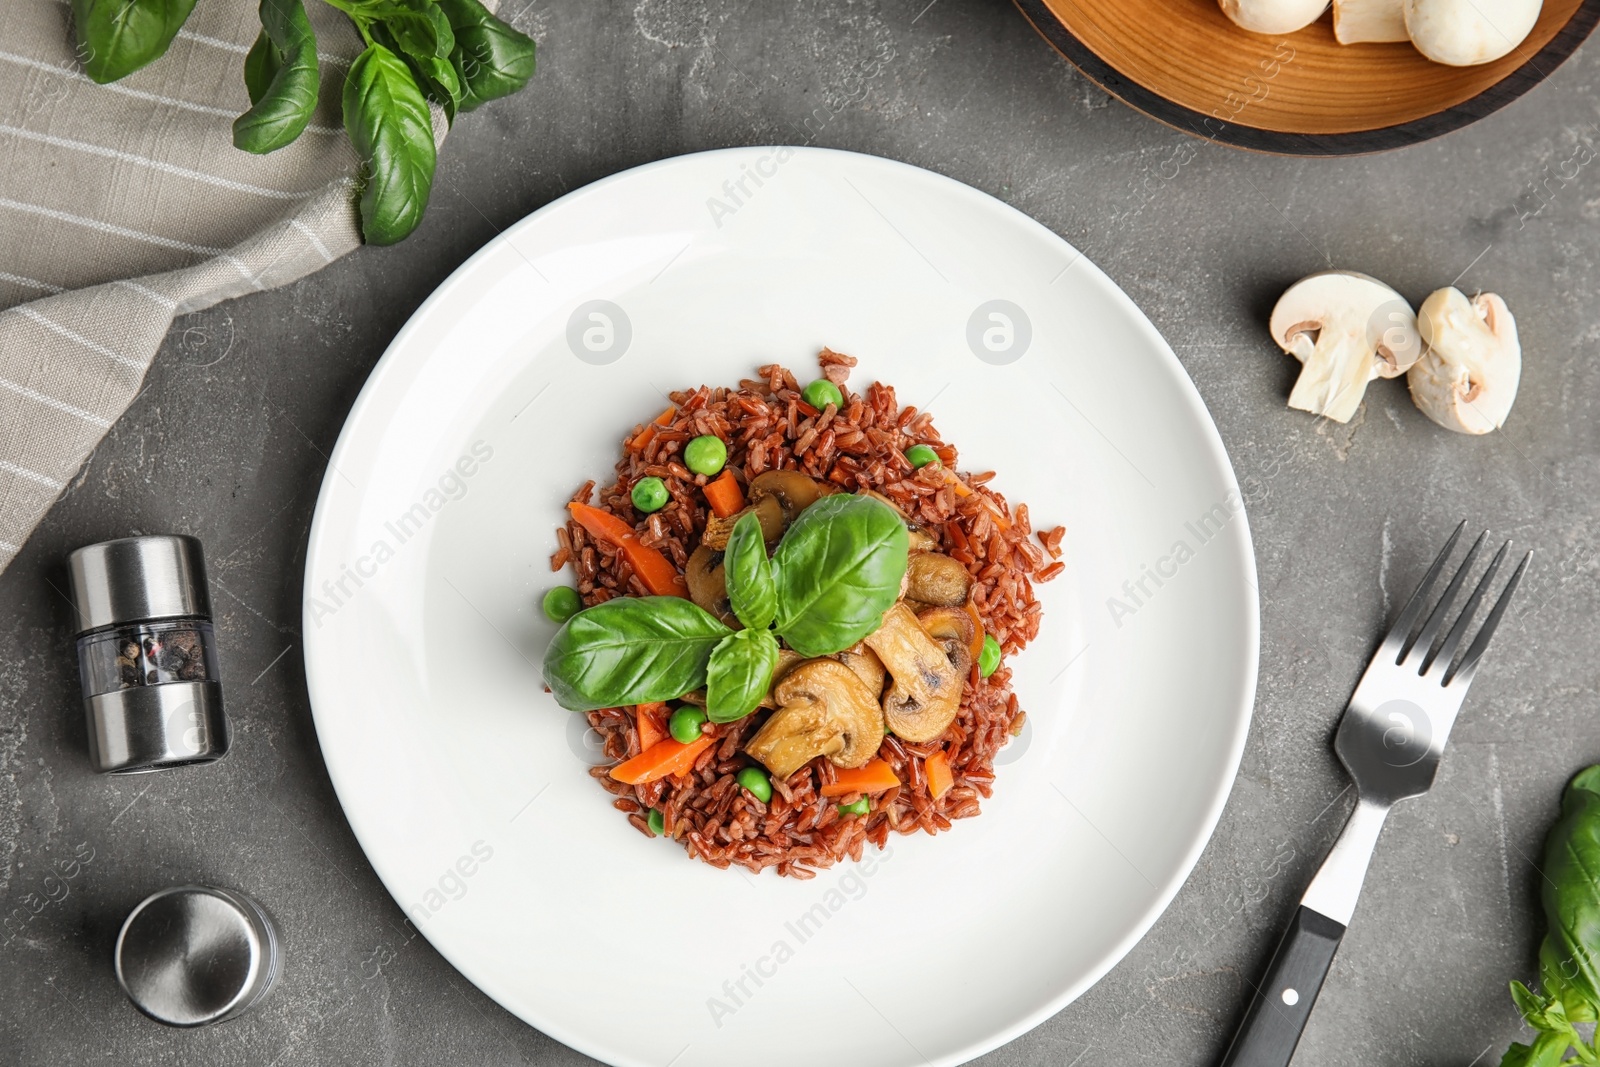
left=115, top=886, right=280, bottom=1027
left=67, top=536, right=211, bottom=634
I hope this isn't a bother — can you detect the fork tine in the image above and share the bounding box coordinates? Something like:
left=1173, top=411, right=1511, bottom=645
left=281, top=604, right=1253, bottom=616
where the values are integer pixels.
left=1447, top=550, right=1531, bottom=685
left=1386, top=520, right=1466, bottom=656
left=1424, top=539, right=1508, bottom=675
left=1403, top=529, right=1485, bottom=664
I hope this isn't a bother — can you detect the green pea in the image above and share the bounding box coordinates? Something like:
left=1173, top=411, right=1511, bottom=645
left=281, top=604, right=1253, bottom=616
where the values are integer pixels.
left=802, top=379, right=844, bottom=411
left=979, top=634, right=1002, bottom=678
left=736, top=766, right=772, bottom=803
left=838, top=796, right=870, bottom=816
left=647, top=808, right=665, bottom=836
left=669, top=704, right=708, bottom=744
left=905, top=444, right=940, bottom=469
left=631, top=476, right=669, bottom=513
left=542, top=586, right=582, bottom=623
left=684, top=435, right=727, bottom=476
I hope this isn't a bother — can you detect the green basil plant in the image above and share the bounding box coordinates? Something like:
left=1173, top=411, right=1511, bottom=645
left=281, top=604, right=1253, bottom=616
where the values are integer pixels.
left=543, top=493, right=910, bottom=724
left=71, top=0, right=536, bottom=245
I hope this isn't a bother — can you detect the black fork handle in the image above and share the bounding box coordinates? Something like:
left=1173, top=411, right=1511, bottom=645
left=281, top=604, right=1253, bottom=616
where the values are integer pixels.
left=1216, top=906, right=1346, bottom=1067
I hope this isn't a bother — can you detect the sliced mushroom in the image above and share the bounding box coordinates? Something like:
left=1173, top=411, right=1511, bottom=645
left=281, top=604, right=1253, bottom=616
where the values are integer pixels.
left=757, top=648, right=809, bottom=708
left=916, top=606, right=976, bottom=678
left=700, top=494, right=784, bottom=551
left=905, top=552, right=973, bottom=607
left=1270, top=270, right=1422, bottom=423
left=1332, top=0, right=1408, bottom=41
left=748, top=471, right=828, bottom=526
left=1219, top=0, right=1329, bottom=34
left=906, top=526, right=939, bottom=553
left=864, top=603, right=964, bottom=744
left=1405, top=0, right=1541, bottom=65
left=837, top=641, right=887, bottom=698
left=744, top=659, right=885, bottom=779
left=685, top=545, right=740, bottom=629
left=1406, top=287, right=1522, bottom=434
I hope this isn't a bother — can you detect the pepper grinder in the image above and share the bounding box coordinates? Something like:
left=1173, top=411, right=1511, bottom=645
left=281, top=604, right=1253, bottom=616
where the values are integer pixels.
left=66, top=535, right=228, bottom=773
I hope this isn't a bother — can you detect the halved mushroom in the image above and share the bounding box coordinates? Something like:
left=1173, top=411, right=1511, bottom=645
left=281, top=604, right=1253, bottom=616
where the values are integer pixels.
left=748, top=471, right=828, bottom=527
left=685, top=545, right=739, bottom=629
left=700, top=494, right=784, bottom=551
left=1405, top=0, right=1541, bottom=65
left=1332, top=0, right=1407, bottom=41
left=1406, top=287, right=1522, bottom=434
left=1219, top=0, right=1329, bottom=34
left=744, top=659, right=885, bottom=779
left=916, top=606, right=976, bottom=678
left=864, top=603, right=964, bottom=744
left=1270, top=270, right=1422, bottom=423
left=905, top=552, right=973, bottom=607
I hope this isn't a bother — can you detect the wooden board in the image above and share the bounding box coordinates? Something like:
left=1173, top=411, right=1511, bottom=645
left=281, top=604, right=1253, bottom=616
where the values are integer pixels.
left=1014, top=0, right=1600, bottom=153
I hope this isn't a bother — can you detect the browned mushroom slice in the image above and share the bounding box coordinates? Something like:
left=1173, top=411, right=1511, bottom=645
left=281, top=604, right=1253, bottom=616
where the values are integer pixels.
left=685, top=545, right=740, bottom=629
left=700, top=494, right=784, bottom=551
left=863, top=603, right=963, bottom=744
left=748, top=470, right=828, bottom=527
left=905, top=552, right=973, bottom=607
left=756, top=648, right=809, bottom=708
left=906, top=526, right=939, bottom=553
left=744, top=659, right=885, bottom=779
left=837, top=641, right=887, bottom=698
left=916, top=606, right=975, bottom=678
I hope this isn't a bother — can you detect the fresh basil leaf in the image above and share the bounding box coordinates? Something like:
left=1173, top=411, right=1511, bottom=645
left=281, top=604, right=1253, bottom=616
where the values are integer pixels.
left=382, top=0, right=456, bottom=60
left=1540, top=936, right=1598, bottom=1022
left=436, top=0, right=535, bottom=111
left=372, top=22, right=460, bottom=121
left=543, top=596, right=730, bottom=712
left=1540, top=767, right=1600, bottom=1012
left=233, top=0, right=319, bottom=154
left=705, top=628, right=780, bottom=724
left=73, top=0, right=197, bottom=84
left=724, top=510, right=777, bottom=631
left=772, top=494, right=908, bottom=657
left=1498, top=1034, right=1573, bottom=1067
left=343, top=42, right=436, bottom=246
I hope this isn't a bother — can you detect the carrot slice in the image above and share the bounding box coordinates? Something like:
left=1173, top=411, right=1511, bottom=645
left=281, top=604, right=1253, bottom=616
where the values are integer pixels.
left=703, top=469, right=746, bottom=519
left=963, top=602, right=985, bottom=660
left=819, top=758, right=900, bottom=797
left=610, top=736, right=713, bottom=784
left=567, top=502, right=688, bottom=598
left=926, top=751, right=954, bottom=800
left=635, top=703, right=668, bottom=751
left=630, top=406, right=676, bottom=450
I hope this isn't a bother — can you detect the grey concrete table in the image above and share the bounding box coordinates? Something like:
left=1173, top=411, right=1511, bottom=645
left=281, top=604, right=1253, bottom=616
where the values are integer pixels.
left=4, top=1, right=1598, bottom=1063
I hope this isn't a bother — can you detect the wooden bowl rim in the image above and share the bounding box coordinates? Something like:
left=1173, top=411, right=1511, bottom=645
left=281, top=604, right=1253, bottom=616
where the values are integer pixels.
left=1013, top=0, right=1600, bottom=155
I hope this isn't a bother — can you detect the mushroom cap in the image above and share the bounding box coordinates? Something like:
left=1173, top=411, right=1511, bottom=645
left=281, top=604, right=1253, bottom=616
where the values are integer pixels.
left=744, top=659, right=885, bottom=779
left=1333, top=0, right=1409, bottom=41
left=1219, top=0, right=1331, bottom=33
left=1405, top=0, right=1541, bottom=65
left=747, top=470, right=829, bottom=527
left=904, top=552, right=974, bottom=608
left=1406, top=287, right=1521, bottom=435
left=864, top=603, right=964, bottom=744
left=685, top=544, right=740, bottom=629
left=1269, top=270, right=1421, bottom=423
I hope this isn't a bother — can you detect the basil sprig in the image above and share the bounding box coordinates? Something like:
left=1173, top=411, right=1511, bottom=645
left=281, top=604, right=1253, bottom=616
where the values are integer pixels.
left=771, top=494, right=909, bottom=657
left=542, top=596, right=730, bottom=713
left=72, top=0, right=536, bottom=245
left=1500, top=766, right=1600, bottom=1066
left=542, top=493, right=910, bottom=723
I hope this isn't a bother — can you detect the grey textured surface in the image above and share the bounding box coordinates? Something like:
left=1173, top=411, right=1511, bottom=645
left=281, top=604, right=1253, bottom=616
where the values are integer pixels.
left=3, top=0, right=1599, bottom=1064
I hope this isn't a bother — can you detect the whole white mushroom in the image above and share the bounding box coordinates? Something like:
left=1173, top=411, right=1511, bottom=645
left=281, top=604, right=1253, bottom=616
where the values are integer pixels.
left=1407, top=287, right=1522, bottom=434
left=1270, top=270, right=1422, bottom=423
left=1404, top=0, right=1543, bottom=65
left=1219, top=0, right=1331, bottom=34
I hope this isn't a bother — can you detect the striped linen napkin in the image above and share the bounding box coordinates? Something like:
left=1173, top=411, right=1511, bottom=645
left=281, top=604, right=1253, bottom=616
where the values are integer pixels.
left=0, top=0, right=463, bottom=573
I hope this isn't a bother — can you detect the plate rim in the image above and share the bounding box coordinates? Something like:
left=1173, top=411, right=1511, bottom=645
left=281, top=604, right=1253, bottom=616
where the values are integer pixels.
left=1012, top=0, right=1600, bottom=155
left=301, top=145, right=1262, bottom=1066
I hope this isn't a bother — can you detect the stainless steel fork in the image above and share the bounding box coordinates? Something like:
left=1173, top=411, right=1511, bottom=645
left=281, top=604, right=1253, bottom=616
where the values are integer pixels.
left=1218, top=521, right=1531, bottom=1067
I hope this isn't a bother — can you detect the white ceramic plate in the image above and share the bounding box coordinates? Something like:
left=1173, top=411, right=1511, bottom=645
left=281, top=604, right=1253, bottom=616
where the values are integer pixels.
left=303, top=147, right=1258, bottom=1067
